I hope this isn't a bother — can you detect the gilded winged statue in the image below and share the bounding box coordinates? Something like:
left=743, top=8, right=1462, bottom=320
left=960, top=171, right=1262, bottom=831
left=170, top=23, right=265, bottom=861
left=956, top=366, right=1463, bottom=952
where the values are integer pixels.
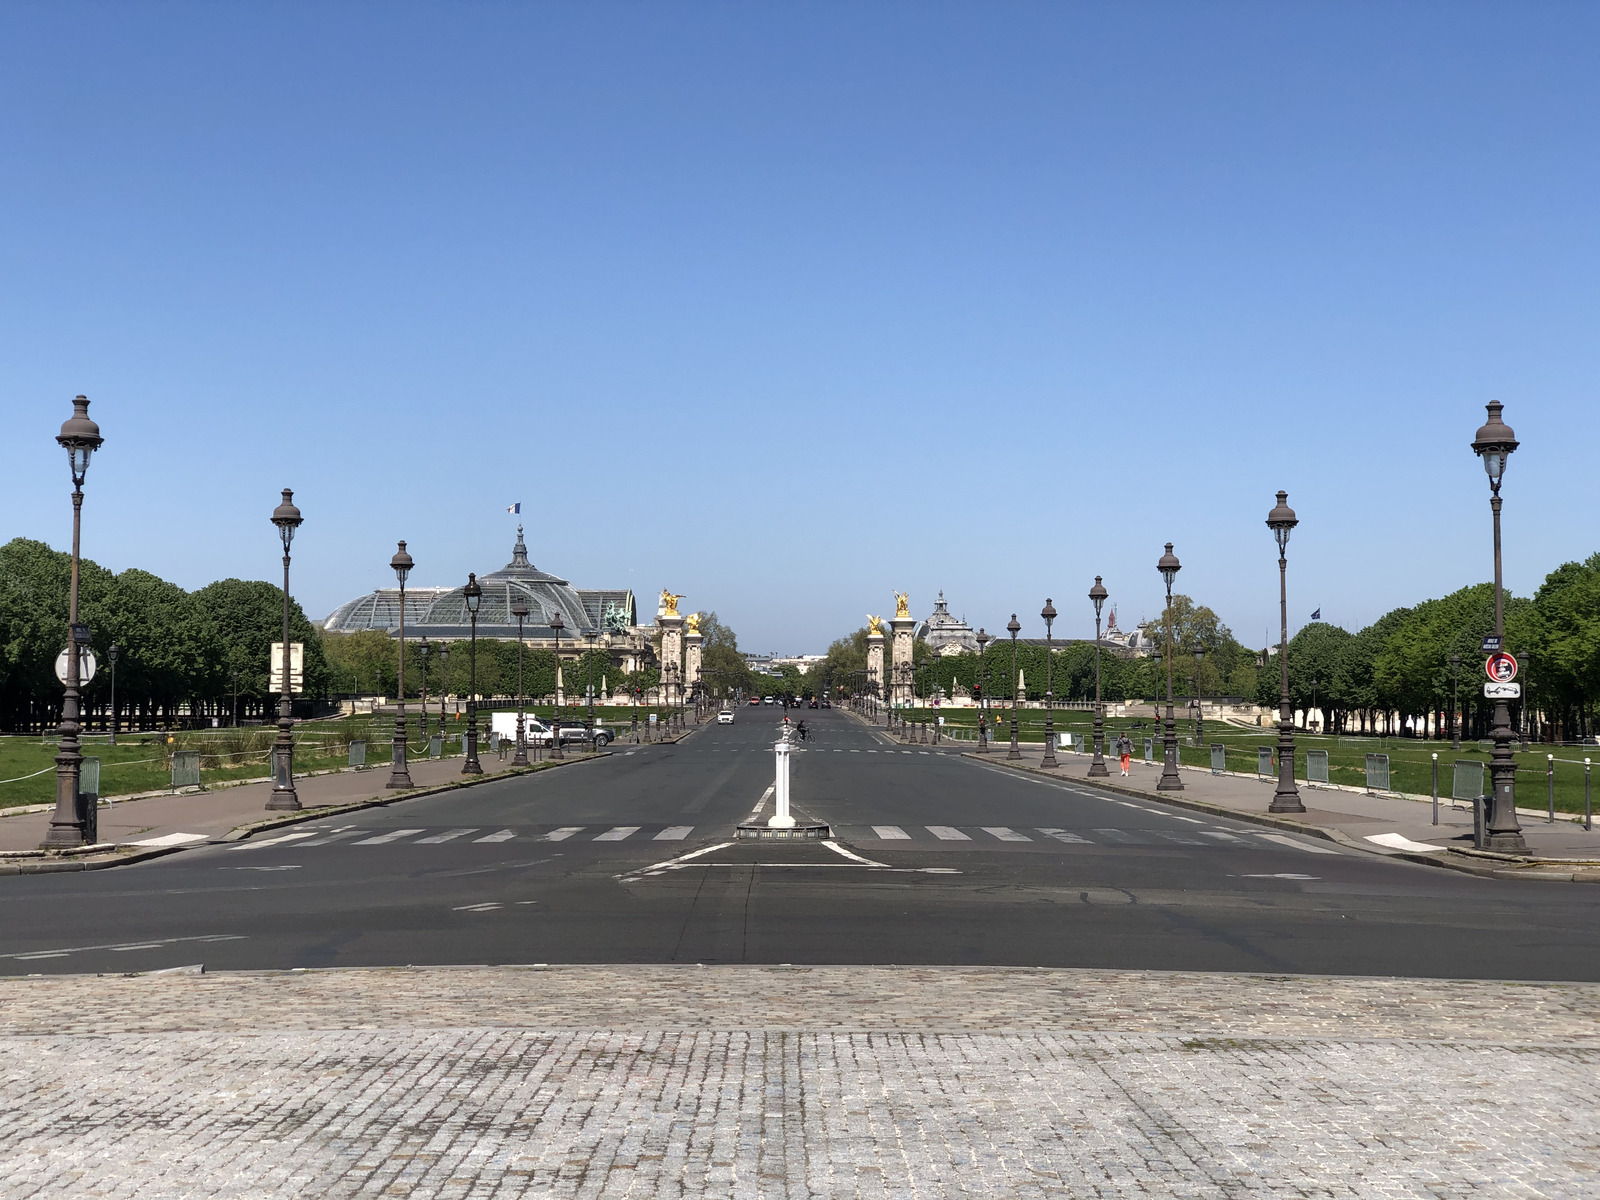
left=659, top=590, right=684, bottom=616
left=866, top=614, right=884, bottom=636
left=893, top=590, right=910, bottom=619
left=685, top=612, right=701, bottom=634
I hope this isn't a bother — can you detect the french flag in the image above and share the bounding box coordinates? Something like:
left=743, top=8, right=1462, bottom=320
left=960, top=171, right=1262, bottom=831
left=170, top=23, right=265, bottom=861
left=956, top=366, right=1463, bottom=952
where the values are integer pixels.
left=506, top=502, right=521, bottom=514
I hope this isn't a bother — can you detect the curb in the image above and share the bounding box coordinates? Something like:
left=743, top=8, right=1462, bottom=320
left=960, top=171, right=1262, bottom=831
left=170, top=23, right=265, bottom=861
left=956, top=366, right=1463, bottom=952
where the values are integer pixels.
left=0, top=752, right=609, bottom=873
left=960, top=752, right=1596, bottom=884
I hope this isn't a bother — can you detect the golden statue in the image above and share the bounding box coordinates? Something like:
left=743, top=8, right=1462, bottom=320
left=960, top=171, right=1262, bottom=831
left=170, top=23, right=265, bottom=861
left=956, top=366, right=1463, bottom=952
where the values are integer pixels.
left=685, top=612, right=701, bottom=634
left=866, top=614, right=884, bottom=636
left=893, top=590, right=910, bottom=619
left=658, top=589, right=684, bottom=616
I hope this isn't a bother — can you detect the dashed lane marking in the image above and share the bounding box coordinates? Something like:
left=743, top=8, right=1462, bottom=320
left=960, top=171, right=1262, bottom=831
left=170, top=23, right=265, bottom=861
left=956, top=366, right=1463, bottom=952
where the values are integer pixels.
left=982, top=827, right=1032, bottom=842
left=474, top=829, right=516, bottom=843
left=594, top=826, right=641, bottom=841
left=352, top=829, right=424, bottom=846
left=926, top=826, right=971, bottom=841
left=1255, top=832, right=1342, bottom=855
left=872, top=825, right=911, bottom=839
left=544, top=827, right=583, bottom=841
left=654, top=826, right=694, bottom=841
left=415, top=828, right=479, bottom=844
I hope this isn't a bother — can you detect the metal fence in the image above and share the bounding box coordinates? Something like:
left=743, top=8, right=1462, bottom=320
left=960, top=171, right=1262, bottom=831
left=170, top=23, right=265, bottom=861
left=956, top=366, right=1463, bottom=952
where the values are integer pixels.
left=348, top=739, right=366, bottom=768
left=1365, top=753, right=1391, bottom=792
left=1257, top=748, right=1273, bottom=778
left=429, top=735, right=442, bottom=759
left=1306, top=749, right=1329, bottom=786
left=171, top=750, right=201, bottom=788
left=1452, top=760, right=1485, bottom=804
left=1210, top=744, right=1226, bottom=774
left=1144, top=738, right=1155, bottom=763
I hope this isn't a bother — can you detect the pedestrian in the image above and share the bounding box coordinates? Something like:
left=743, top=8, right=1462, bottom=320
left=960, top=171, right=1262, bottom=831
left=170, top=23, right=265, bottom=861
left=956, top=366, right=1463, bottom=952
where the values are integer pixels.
left=1116, top=732, right=1133, bottom=776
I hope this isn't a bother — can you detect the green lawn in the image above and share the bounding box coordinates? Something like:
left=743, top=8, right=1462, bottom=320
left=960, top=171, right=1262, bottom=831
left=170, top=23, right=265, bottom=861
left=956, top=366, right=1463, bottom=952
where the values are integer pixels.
left=894, top=705, right=1598, bottom=817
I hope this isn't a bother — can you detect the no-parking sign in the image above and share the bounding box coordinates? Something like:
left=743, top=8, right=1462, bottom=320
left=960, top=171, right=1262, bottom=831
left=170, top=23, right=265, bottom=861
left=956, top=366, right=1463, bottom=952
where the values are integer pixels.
left=1485, top=652, right=1518, bottom=683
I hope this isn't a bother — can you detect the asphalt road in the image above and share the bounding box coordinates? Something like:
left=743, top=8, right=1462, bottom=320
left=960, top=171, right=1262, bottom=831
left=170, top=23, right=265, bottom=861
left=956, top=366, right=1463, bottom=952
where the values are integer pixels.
left=4, top=707, right=1599, bottom=978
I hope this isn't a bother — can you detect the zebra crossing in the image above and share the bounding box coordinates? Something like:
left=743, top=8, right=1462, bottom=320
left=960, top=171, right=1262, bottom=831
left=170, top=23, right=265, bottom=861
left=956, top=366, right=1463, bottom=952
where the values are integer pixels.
left=238, top=824, right=703, bottom=850
left=841, top=824, right=1333, bottom=851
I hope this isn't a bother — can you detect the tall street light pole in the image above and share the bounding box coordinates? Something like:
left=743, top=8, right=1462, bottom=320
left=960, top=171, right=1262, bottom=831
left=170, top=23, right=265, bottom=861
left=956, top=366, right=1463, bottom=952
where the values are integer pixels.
left=1266, top=492, right=1305, bottom=813
left=418, top=637, right=431, bottom=740
left=1472, top=402, right=1528, bottom=853
left=266, top=489, right=304, bottom=811
left=974, top=627, right=990, bottom=752
left=387, top=540, right=414, bottom=789
left=461, top=573, right=483, bottom=775
left=107, top=642, right=120, bottom=747
left=549, top=611, right=565, bottom=759
left=438, top=642, right=450, bottom=738
left=43, top=396, right=104, bottom=848
left=1450, top=653, right=1461, bottom=750
left=1156, top=544, right=1184, bottom=792
left=1089, top=577, right=1109, bottom=777
left=585, top=630, right=598, bottom=739
left=511, top=596, right=529, bottom=766
left=1006, top=614, right=1022, bottom=760
left=1193, top=643, right=1206, bottom=745
left=1041, top=599, right=1058, bottom=767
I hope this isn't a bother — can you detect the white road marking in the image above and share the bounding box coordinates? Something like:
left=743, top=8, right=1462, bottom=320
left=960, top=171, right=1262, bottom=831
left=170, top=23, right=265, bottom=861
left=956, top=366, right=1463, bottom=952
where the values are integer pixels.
left=234, top=830, right=322, bottom=849
left=750, top=785, right=775, bottom=814
left=1037, top=828, right=1090, bottom=844
left=1366, top=832, right=1446, bottom=853
left=620, top=841, right=736, bottom=878
left=982, top=827, right=1031, bottom=842
left=110, top=943, right=166, bottom=952
left=871, top=825, right=911, bottom=839
left=228, top=865, right=301, bottom=872
left=822, top=841, right=889, bottom=867
left=1092, top=828, right=1149, bottom=844
left=654, top=826, right=694, bottom=841
left=926, top=826, right=970, bottom=841
left=1240, top=873, right=1320, bottom=880
left=544, top=827, right=583, bottom=841
left=0, top=934, right=245, bottom=962
left=1255, top=832, right=1341, bottom=854
left=452, top=902, right=502, bottom=912
left=353, top=829, right=424, bottom=845
left=127, top=832, right=210, bottom=847
left=298, top=829, right=362, bottom=846
left=474, top=829, right=517, bottom=843
left=416, top=828, right=479, bottom=844
left=1201, top=831, right=1244, bottom=841
left=594, top=826, right=641, bottom=841
left=13, top=951, right=71, bottom=960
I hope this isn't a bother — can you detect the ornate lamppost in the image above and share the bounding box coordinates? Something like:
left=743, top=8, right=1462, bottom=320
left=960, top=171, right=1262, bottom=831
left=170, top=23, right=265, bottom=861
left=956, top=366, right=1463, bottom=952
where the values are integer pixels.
left=1265, top=494, right=1304, bottom=812
left=548, top=610, right=565, bottom=759
left=461, top=572, right=483, bottom=775
left=387, top=540, right=415, bottom=789
left=511, top=596, right=529, bottom=766
left=1450, top=653, right=1461, bottom=750
left=974, top=627, right=991, bottom=752
left=1088, top=577, right=1109, bottom=776
left=1156, top=544, right=1184, bottom=792
left=418, top=636, right=431, bottom=740
left=585, top=630, right=598, bottom=740
left=1193, top=643, right=1206, bottom=745
left=43, top=396, right=104, bottom=847
left=1041, top=598, right=1059, bottom=767
left=1471, top=402, right=1527, bottom=852
left=438, top=642, right=450, bottom=737
left=107, top=642, right=120, bottom=747
left=263, top=489, right=305, bottom=811
left=1007, top=614, right=1022, bottom=760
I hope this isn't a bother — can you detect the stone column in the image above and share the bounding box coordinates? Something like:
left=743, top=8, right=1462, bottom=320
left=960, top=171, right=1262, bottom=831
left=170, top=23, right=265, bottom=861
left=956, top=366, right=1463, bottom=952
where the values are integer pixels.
left=891, top=612, right=915, bottom=709
left=684, top=627, right=704, bottom=709
left=867, top=630, right=885, bottom=709
left=658, top=612, right=685, bottom=711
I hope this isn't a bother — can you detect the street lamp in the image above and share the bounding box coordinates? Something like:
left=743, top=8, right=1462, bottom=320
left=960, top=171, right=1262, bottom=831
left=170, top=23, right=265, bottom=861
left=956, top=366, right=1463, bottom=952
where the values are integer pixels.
left=1007, top=614, right=1022, bottom=760
left=438, top=642, right=450, bottom=738
left=107, top=642, right=120, bottom=747
left=1041, top=599, right=1058, bottom=767
left=1450, top=653, right=1462, bottom=750
left=1471, top=402, right=1527, bottom=852
left=387, top=540, right=415, bottom=790
left=548, top=610, right=565, bottom=759
left=975, top=627, right=991, bottom=752
left=418, top=637, right=431, bottom=740
left=585, top=630, right=598, bottom=740
left=511, top=595, right=529, bottom=766
left=1265, top=493, right=1304, bottom=813
left=1193, top=643, right=1206, bottom=745
left=1156, top=544, right=1184, bottom=792
left=263, top=488, right=304, bottom=812
left=1088, top=577, right=1109, bottom=777
left=461, top=572, right=483, bottom=775
left=42, top=397, right=105, bottom=847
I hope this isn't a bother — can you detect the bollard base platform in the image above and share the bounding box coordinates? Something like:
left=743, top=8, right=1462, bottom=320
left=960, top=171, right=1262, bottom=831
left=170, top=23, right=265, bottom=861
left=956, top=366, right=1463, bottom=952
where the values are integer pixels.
left=735, top=823, right=831, bottom=841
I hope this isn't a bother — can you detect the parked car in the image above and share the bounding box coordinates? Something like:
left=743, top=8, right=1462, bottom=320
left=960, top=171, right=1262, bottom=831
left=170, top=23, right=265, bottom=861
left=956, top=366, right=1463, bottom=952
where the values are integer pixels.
left=717, top=709, right=735, bottom=724
left=554, top=721, right=613, bottom=747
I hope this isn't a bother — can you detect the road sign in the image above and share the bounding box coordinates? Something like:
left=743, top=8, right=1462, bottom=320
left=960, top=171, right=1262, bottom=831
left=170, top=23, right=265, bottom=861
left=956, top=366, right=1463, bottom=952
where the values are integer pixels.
left=54, top=647, right=97, bottom=686
left=269, top=642, right=305, bottom=695
left=1485, top=652, right=1518, bottom=683
left=1484, top=681, right=1522, bottom=699
left=1480, top=635, right=1502, bottom=653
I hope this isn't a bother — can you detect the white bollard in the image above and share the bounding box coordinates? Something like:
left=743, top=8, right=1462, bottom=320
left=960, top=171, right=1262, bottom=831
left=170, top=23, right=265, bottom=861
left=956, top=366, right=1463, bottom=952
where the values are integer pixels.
left=769, top=736, right=795, bottom=829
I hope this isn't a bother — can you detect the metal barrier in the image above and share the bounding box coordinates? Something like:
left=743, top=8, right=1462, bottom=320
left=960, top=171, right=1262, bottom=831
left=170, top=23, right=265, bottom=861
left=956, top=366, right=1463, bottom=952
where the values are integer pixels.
left=429, top=735, right=442, bottom=759
left=171, top=750, right=201, bottom=788
left=1451, top=760, right=1484, bottom=809
left=1365, top=753, right=1391, bottom=792
left=1306, top=749, right=1329, bottom=786
left=348, top=739, right=366, bottom=768
left=1144, top=738, right=1154, bottom=763
left=79, top=756, right=100, bottom=844
left=1210, top=744, right=1226, bottom=775
left=1257, top=747, right=1273, bottom=778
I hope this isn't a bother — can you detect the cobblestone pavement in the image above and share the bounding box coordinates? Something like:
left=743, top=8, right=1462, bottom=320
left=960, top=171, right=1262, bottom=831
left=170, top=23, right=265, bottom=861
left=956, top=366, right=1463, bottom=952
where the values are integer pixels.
left=3, top=967, right=1598, bottom=1198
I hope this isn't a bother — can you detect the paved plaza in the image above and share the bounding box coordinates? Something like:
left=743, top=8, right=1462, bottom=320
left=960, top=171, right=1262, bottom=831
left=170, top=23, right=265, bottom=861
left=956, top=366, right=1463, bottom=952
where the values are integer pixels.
left=3, top=965, right=1598, bottom=1198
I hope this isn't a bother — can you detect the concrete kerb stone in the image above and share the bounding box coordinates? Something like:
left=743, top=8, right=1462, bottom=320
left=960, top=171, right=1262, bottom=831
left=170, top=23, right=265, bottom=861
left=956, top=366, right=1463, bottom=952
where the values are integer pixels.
left=0, top=751, right=609, bottom=875
left=960, top=751, right=1593, bottom=883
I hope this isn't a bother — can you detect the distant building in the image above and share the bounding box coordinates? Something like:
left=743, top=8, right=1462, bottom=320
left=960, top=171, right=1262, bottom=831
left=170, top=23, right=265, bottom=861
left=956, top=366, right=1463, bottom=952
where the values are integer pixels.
left=917, top=591, right=978, bottom=656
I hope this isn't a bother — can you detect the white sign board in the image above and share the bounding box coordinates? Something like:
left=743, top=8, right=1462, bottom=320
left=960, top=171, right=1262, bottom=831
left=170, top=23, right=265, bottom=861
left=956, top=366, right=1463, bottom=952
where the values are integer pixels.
left=269, top=642, right=305, bottom=695
left=1484, top=681, right=1522, bottom=699
left=54, top=647, right=97, bottom=686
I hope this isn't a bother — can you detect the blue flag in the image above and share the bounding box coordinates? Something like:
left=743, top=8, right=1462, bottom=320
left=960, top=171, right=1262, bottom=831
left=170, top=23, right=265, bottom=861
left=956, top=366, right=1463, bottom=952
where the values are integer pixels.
left=1310, top=608, right=1321, bottom=620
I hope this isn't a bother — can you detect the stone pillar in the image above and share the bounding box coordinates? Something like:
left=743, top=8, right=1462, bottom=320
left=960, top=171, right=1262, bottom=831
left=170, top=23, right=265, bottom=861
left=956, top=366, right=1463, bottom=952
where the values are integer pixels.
left=891, top=614, right=915, bottom=709
left=658, top=612, right=684, bottom=710
left=867, top=630, right=884, bottom=706
left=684, top=628, right=704, bottom=707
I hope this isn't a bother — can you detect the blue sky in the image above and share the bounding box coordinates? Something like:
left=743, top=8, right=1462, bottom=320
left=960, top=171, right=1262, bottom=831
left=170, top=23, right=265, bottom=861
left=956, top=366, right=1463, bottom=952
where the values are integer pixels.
left=3, top=2, right=1596, bottom=654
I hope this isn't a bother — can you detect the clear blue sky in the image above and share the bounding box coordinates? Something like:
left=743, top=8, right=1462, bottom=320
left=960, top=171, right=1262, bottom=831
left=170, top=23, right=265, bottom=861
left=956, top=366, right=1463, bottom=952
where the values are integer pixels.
left=3, top=3, right=1596, bottom=654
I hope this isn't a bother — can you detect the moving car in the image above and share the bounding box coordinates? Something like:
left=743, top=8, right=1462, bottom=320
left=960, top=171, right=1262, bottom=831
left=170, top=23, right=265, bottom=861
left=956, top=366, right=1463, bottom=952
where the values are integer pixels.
left=554, top=721, right=613, bottom=747
left=717, top=709, right=734, bottom=724
left=747, top=696, right=761, bottom=706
